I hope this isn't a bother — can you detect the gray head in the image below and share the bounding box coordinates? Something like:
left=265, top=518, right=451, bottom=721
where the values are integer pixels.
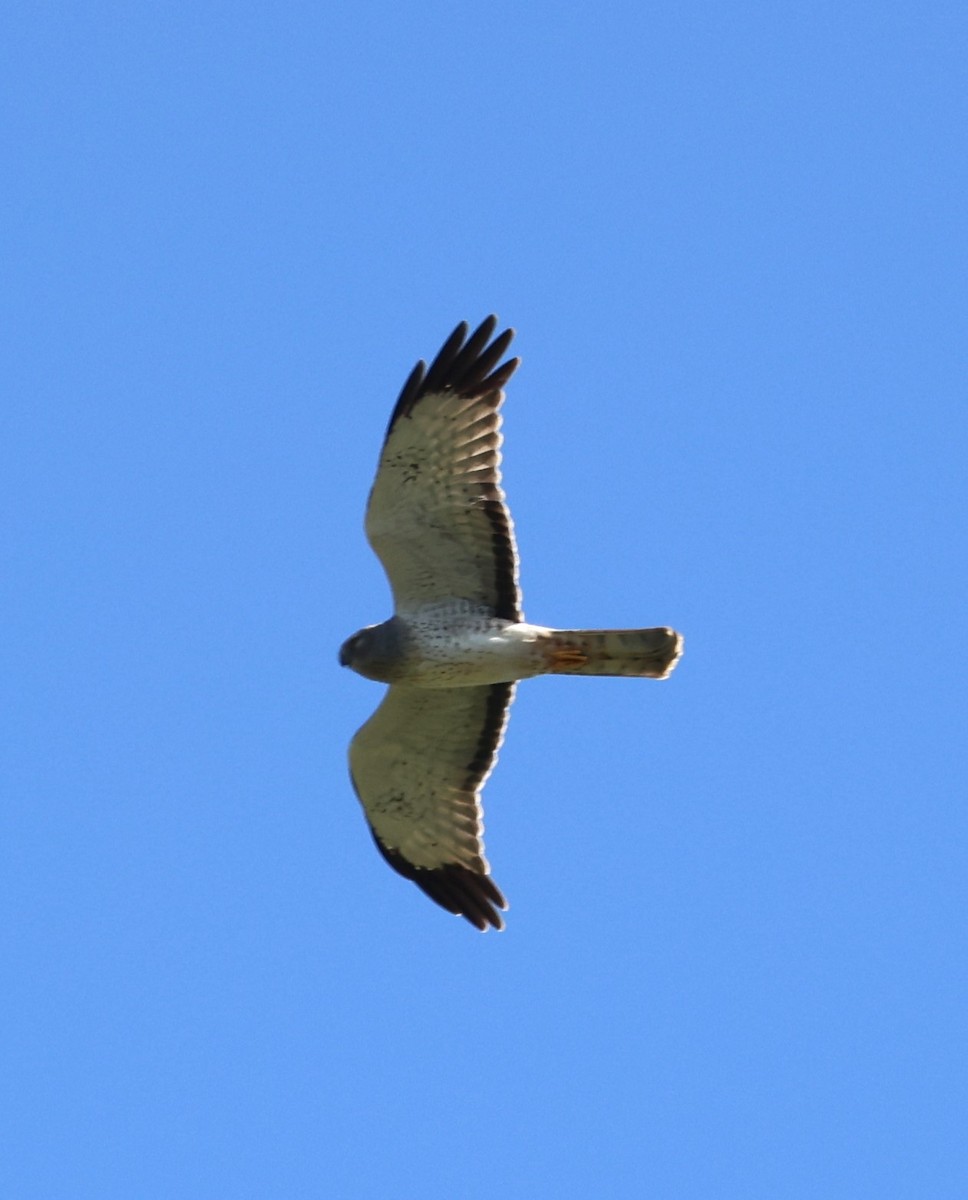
left=338, top=620, right=405, bottom=683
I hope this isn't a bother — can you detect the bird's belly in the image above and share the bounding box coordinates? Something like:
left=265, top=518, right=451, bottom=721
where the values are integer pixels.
left=400, top=621, right=548, bottom=688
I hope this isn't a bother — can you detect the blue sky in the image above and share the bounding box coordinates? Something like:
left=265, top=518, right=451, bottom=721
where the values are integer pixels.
left=4, top=3, right=967, bottom=1197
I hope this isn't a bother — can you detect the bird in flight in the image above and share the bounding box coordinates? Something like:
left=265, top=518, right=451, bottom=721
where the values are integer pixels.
left=340, top=317, right=682, bottom=930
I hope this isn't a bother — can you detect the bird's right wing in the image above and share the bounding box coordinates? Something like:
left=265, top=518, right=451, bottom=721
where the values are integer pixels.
left=348, top=681, right=515, bottom=931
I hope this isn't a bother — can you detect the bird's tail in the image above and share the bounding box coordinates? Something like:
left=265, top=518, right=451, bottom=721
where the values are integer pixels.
left=544, top=627, right=683, bottom=680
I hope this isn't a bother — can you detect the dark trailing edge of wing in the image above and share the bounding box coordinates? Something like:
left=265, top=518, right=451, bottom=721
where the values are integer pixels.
left=371, top=833, right=508, bottom=932
left=385, top=315, right=520, bottom=440
left=476, top=486, right=520, bottom=622
left=464, top=682, right=515, bottom=793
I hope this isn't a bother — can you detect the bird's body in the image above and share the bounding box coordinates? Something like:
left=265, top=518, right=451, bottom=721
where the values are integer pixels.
left=341, top=610, right=542, bottom=686
left=340, top=317, right=682, bottom=930
left=344, top=613, right=680, bottom=688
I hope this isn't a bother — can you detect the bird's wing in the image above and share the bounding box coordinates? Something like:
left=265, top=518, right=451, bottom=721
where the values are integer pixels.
left=364, top=316, right=522, bottom=620
left=348, top=682, right=515, bottom=931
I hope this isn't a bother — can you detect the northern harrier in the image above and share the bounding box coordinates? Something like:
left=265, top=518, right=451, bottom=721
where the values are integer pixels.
left=340, top=317, right=682, bottom=930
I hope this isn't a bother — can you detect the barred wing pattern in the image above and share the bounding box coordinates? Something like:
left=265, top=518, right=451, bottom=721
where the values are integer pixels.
left=349, top=682, right=515, bottom=931
left=364, top=316, right=522, bottom=620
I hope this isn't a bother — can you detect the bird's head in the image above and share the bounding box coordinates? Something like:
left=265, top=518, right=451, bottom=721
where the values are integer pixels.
left=339, top=622, right=402, bottom=682
left=339, top=627, right=371, bottom=669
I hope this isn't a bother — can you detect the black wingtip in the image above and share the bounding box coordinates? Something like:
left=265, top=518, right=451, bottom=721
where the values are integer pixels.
left=371, top=832, right=508, bottom=932
left=384, top=316, right=520, bottom=438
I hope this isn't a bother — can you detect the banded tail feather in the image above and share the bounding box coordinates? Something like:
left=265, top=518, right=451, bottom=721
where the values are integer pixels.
left=547, top=627, right=682, bottom=679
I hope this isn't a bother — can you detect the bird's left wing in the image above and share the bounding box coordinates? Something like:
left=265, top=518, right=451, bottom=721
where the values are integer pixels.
left=348, top=682, right=515, bottom=931
left=364, top=316, right=522, bottom=620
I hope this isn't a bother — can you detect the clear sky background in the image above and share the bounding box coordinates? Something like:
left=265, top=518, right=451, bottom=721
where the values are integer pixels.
left=4, top=3, right=967, bottom=1197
